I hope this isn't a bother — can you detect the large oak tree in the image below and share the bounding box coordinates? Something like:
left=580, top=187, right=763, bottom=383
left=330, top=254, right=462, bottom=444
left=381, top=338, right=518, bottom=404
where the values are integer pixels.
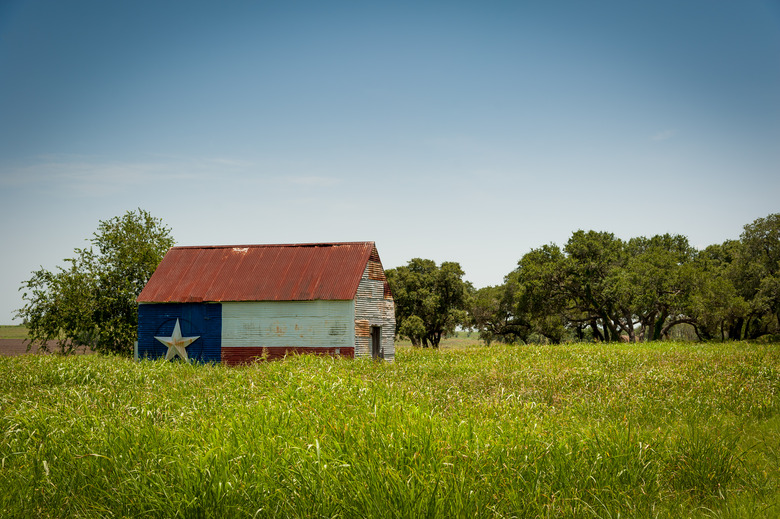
left=386, top=258, right=472, bottom=348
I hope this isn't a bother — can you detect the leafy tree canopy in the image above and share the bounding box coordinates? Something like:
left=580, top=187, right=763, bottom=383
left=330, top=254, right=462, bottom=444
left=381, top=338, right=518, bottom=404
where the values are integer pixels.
left=736, top=214, right=780, bottom=325
left=16, top=209, right=174, bottom=355
left=386, top=258, right=472, bottom=348
left=470, top=213, right=780, bottom=344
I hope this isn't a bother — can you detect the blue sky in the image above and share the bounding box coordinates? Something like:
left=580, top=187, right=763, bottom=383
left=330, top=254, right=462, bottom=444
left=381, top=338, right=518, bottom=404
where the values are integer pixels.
left=1, top=1, right=779, bottom=324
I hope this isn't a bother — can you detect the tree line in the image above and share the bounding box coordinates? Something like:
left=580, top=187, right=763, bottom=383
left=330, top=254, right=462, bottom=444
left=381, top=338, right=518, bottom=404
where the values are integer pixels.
left=387, top=213, right=780, bottom=345
left=16, top=211, right=779, bottom=355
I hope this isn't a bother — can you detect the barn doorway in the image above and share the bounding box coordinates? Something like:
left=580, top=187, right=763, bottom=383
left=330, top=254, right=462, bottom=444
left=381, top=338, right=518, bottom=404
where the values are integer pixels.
left=370, top=326, right=382, bottom=359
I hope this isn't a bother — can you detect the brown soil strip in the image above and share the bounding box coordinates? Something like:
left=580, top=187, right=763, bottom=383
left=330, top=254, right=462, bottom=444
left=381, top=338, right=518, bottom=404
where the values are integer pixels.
left=0, top=339, right=94, bottom=356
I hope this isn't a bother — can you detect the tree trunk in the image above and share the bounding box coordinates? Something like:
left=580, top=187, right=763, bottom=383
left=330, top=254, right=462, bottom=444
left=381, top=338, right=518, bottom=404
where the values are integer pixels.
left=691, top=323, right=704, bottom=341
left=623, top=312, right=636, bottom=342
left=602, top=314, right=621, bottom=342
left=652, top=311, right=668, bottom=342
left=745, top=316, right=760, bottom=340
left=727, top=317, right=743, bottom=340
left=590, top=319, right=604, bottom=341
left=640, top=311, right=657, bottom=342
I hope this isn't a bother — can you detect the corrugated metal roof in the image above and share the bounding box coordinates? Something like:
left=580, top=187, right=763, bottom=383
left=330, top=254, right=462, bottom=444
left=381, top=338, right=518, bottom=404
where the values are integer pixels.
left=137, top=242, right=378, bottom=303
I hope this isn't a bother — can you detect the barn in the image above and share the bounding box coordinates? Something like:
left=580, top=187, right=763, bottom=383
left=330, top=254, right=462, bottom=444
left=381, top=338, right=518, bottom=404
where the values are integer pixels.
left=135, top=242, right=395, bottom=364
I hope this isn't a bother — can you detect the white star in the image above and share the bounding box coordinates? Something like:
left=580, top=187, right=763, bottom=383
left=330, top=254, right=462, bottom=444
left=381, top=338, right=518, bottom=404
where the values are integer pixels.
left=154, top=319, right=200, bottom=361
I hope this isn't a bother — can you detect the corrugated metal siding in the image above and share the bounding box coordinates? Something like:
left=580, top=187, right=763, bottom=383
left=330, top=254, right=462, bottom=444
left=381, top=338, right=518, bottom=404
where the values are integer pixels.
left=138, top=242, right=375, bottom=303
left=368, top=261, right=385, bottom=281
left=137, top=303, right=222, bottom=362
left=368, top=246, right=393, bottom=299
left=355, top=320, right=370, bottom=337
left=353, top=247, right=395, bottom=360
left=221, top=301, right=355, bottom=350
left=356, top=279, right=385, bottom=301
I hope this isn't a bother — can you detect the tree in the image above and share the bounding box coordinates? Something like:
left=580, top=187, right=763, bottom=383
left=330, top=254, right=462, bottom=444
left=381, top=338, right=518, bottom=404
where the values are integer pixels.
left=511, top=244, right=571, bottom=343
left=503, top=232, right=698, bottom=343
left=385, top=258, right=472, bottom=348
left=16, top=209, right=174, bottom=355
left=398, top=315, right=426, bottom=346
left=684, top=242, right=747, bottom=341
left=468, top=282, right=529, bottom=344
left=618, top=234, right=697, bottom=341
left=562, top=231, right=627, bottom=342
left=732, top=213, right=780, bottom=338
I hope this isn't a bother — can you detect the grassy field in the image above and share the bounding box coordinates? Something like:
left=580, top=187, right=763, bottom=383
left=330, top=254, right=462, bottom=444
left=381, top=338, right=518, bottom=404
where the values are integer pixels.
left=1, top=342, right=778, bottom=518
left=0, top=324, right=28, bottom=339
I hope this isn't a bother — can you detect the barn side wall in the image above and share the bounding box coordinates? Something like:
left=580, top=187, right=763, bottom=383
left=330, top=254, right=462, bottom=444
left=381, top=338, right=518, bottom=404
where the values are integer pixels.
left=220, top=300, right=355, bottom=364
left=137, top=303, right=222, bottom=362
left=354, top=251, right=395, bottom=360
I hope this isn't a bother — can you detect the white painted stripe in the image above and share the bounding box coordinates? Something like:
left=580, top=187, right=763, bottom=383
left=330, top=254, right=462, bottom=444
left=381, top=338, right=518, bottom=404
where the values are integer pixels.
left=221, top=301, right=355, bottom=349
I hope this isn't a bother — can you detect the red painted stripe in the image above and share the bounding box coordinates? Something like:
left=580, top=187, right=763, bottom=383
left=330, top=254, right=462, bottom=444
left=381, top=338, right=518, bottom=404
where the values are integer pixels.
left=221, top=346, right=355, bottom=365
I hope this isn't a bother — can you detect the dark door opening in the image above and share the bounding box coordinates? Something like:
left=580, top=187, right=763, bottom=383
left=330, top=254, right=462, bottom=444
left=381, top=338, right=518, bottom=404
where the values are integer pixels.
left=371, top=326, right=381, bottom=359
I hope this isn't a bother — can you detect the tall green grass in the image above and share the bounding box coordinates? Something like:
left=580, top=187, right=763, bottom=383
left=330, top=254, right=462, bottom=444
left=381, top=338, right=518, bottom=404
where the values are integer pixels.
left=1, top=342, right=778, bottom=518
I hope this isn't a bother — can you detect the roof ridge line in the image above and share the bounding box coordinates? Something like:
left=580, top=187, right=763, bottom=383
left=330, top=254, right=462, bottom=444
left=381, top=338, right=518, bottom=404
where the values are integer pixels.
left=171, top=241, right=375, bottom=250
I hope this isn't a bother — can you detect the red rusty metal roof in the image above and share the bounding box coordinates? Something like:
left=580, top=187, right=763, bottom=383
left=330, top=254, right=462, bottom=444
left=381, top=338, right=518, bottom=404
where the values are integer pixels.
left=137, top=242, right=378, bottom=303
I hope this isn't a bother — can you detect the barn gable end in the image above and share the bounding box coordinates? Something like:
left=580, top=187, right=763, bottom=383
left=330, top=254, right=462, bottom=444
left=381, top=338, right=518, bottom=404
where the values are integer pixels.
left=354, top=246, right=395, bottom=360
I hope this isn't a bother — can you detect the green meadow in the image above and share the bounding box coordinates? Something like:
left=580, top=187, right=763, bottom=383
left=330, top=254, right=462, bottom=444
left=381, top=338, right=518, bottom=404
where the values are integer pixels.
left=1, top=342, right=779, bottom=518
left=0, top=325, right=29, bottom=340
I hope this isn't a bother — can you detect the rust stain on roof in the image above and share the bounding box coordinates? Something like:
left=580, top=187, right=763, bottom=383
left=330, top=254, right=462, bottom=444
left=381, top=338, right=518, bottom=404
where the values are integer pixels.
left=137, top=241, right=381, bottom=303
